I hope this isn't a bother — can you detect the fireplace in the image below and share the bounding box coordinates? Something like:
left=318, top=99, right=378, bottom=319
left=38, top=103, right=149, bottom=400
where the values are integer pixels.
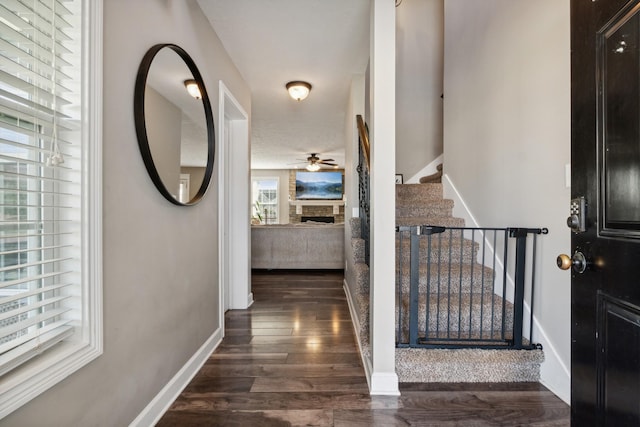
left=301, top=216, right=334, bottom=223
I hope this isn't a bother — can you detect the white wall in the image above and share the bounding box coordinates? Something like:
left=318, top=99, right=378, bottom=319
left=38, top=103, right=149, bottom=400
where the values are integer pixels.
left=3, top=1, right=250, bottom=425
left=146, top=87, right=182, bottom=197
left=396, top=0, right=444, bottom=180
left=443, top=0, right=571, bottom=401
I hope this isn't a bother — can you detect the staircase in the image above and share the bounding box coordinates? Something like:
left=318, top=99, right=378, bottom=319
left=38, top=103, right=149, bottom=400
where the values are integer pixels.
left=349, top=175, right=544, bottom=383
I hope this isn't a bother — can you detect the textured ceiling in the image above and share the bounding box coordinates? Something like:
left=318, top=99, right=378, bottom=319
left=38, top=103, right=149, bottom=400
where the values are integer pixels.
left=198, top=0, right=370, bottom=170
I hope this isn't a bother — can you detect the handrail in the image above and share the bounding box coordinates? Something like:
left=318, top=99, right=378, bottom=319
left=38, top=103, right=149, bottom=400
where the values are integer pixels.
left=356, top=114, right=371, bottom=265
left=356, top=115, right=370, bottom=169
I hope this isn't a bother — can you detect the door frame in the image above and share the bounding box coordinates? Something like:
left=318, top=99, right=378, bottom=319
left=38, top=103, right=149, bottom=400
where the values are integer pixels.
left=218, top=81, right=251, bottom=333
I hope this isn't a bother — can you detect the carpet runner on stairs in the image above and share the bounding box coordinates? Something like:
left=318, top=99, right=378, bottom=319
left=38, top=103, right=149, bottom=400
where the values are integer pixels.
left=349, top=181, right=543, bottom=383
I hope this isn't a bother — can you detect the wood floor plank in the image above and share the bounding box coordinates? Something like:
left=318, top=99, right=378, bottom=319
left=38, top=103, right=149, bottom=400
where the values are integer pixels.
left=158, top=409, right=333, bottom=427
left=251, top=376, right=369, bottom=393
left=158, top=270, right=570, bottom=426
left=249, top=335, right=357, bottom=345
left=195, top=364, right=365, bottom=378
left=168, top=392, right=402, bottom=411
left=333, top=408, right=570, bottom=427
left=224, top=328, right=294, bottom=336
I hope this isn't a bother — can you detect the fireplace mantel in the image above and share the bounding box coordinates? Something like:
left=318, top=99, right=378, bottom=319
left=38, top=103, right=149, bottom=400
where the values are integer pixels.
left=289, top=200, right=345, bottom=214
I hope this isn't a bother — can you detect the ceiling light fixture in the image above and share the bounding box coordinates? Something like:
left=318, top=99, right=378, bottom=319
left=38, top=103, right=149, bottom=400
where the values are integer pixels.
left=286, top=81, right=312, bottom=101
left=184, top=79, right=202, bottom=99
left=306, top=163, right=321, bottom=172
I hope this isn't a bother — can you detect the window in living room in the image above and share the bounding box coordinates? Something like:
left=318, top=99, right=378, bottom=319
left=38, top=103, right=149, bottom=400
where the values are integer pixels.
left=252, top=178, right=278, bottom=224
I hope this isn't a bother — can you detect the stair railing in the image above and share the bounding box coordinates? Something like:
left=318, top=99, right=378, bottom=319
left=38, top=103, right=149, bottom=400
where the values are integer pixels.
left=356, top=115, right=370, bottom=265
left=396, top=225, right=548, bottom=350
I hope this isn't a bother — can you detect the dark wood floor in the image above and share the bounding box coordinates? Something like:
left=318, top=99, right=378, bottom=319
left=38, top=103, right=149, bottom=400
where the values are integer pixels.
left=158, top=270, right=570, bottom=426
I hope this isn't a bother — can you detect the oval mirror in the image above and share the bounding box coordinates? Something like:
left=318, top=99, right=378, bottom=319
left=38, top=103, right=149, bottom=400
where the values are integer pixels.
left=134, top=44, right=215, bottom=205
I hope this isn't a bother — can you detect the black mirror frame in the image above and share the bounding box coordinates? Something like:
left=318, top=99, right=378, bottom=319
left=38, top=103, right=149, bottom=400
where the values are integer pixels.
left=134, top=43, right=215, bottom=206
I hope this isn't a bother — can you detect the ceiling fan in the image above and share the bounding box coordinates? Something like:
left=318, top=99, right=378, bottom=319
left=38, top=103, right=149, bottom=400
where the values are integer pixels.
left=289, top=153, right=338, bottom=171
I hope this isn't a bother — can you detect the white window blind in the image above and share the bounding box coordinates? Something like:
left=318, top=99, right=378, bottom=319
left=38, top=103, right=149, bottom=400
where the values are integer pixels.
left=0, top=0, right=83, bottom=377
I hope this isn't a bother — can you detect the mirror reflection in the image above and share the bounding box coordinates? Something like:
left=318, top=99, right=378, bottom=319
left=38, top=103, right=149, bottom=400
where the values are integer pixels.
left=135, top=44, right=214, bottom=205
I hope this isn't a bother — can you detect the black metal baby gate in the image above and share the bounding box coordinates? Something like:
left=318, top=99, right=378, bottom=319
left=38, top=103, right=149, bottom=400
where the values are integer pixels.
left=396, top=225, right=547, bottom=350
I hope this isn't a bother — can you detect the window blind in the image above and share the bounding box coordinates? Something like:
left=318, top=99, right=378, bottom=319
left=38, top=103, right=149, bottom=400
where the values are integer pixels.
left=0, top=0, right=81, bottom=376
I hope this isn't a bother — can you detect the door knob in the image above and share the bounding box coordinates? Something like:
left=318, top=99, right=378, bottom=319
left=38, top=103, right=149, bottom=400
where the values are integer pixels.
left=557, top=251, right=587, bottom=274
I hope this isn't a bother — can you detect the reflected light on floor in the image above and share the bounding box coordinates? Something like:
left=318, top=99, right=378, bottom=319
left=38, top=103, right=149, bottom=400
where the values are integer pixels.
left=332, top=310, right=341, bottom=334
left=306, top=337, right=321, bottom=352
left=293, top=308, right=301, bottom=331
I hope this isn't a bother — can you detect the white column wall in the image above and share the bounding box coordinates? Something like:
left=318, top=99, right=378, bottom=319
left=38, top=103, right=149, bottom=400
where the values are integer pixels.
left=369, top=0, right=399, bottom=395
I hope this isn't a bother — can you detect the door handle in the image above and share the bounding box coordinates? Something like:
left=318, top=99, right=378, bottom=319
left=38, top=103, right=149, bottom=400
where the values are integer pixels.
left=557, top=251, right=588, bottom=274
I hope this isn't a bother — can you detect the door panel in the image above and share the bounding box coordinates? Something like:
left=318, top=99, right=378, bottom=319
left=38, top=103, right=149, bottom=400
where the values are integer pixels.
left=571, top=0, right=640, bottom=424
left=597, top=294, right=640, bottom=426
left=599, top=2, right=640, bottom=234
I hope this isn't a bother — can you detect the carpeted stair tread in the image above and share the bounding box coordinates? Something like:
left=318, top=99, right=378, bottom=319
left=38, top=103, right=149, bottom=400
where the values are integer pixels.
left=396, top=183, right=444, bottom=200
left=396, top=216, right=466, bottom=227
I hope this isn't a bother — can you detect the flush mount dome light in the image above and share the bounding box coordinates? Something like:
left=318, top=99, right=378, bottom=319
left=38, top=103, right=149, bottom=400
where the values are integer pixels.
left=286, top=81, right=312, bottom=101
left=184, top=79, right=202, bottom=99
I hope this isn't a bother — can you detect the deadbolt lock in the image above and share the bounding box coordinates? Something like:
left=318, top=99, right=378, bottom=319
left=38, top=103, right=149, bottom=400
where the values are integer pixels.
left=567, top=197, right=587, bottom=233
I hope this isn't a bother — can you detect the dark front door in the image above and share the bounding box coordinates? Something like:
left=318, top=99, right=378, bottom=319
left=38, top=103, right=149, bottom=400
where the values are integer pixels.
left=571, top=0, right=640, bottom=425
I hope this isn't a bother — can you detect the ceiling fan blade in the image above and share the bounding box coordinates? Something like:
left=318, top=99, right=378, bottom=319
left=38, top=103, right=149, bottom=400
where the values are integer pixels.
left=319, top=158, right=334, bottom=162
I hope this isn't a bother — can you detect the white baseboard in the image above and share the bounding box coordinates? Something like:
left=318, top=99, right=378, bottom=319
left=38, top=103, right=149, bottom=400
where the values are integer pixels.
left=247, top=292, right=254, bottom=308
left=370, top=372, right=400, bottom=395
left=442, top=173, right=571, bottom=404
left=536, top=321, right=571, bottom=404
left=129, top=328, right=223, bottom=427
left=405, top=154, right=443, bottom=184
left=343, top=279, right=373, bottom=391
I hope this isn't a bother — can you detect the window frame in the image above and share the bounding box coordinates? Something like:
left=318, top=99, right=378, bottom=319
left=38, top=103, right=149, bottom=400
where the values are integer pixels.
left=252, top=177, right=280, bottom=224
left=0, top=0, right=103, bottom=417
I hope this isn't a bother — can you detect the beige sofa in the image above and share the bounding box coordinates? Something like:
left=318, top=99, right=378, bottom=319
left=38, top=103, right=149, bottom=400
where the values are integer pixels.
left=251, top=223, right=345, bottom=269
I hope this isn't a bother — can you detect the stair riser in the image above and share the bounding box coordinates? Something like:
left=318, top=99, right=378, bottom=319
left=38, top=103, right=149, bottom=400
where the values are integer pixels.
left=396, top=299, right=514, bottom=335
left=396, top=267, right=497, bottom=295
left=353, top=263, right=369, bottom=294
left=349, top=217, right=362, bottom=239
left=396, top=205, right=453, bottom=218
left=397, top=250, right=476, bottom=265
left=397, top=196, right=453, bottom=208
left=395, top=347, right=543, bottom=383
left=396, top=233, right=478, bottom=248
left=352, top=238, right=366, bottom=263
